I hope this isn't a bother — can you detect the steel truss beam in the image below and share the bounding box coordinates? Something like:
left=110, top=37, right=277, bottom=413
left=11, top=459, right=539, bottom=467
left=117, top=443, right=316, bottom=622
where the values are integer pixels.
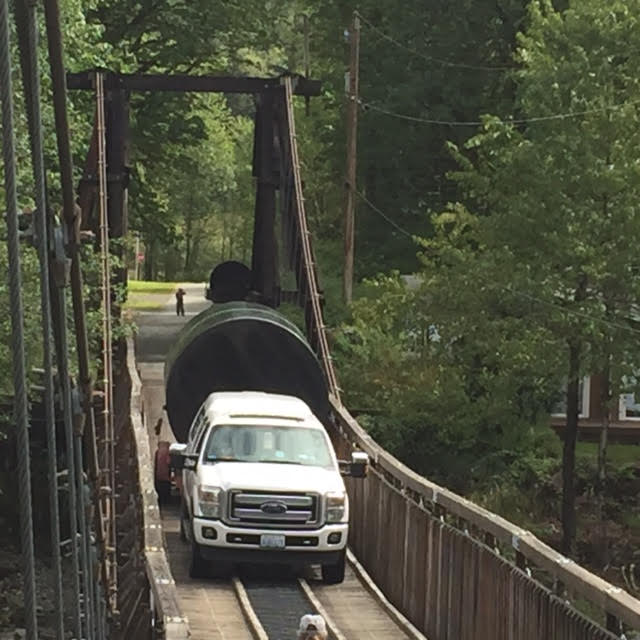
left=66, top=71, right=322, bottom=96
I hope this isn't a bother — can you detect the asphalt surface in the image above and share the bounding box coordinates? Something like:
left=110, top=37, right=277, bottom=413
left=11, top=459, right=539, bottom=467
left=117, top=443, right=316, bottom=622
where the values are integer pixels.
left=134, top=282, right=209, bottom=444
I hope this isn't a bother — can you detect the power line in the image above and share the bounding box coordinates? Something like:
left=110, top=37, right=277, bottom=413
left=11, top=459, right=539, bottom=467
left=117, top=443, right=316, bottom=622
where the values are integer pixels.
left=354, top=189, right=416, bottom=239
left=360, top=97, right=640, bottom=127
left=351, top=189, right=640, bottom=335
left=357, top=11, right=513, bottom=72
left=502, top=287, right=640, bottom=337
left=458, top=273, right=640, bottom=336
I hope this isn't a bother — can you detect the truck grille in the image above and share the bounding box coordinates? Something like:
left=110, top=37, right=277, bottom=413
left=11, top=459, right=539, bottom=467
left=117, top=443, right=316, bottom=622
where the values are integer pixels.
left=227, top=491, right=320, bottom=529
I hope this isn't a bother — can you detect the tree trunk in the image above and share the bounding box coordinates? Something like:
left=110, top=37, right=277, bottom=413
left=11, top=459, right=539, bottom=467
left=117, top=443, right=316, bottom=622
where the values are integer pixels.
left=561, top=337, right=582, bottom=557
left=221, top=213, right=228, bottom=263
left=597, top=363, right=610, bottom=568
left=184, top=198, right=194, bottom=276
left=191, top=225, right=202, bottom=278
left=242, top=211, right=250, bottom=265
left=597, top=294, right=613, bottom=567
left=596, top=194, right=612, bottom=567
left=143, top=236, right=154, bottom=280
left=184, top=218, right=192, bottom=276
left=164, top=245, right=178, bottom=281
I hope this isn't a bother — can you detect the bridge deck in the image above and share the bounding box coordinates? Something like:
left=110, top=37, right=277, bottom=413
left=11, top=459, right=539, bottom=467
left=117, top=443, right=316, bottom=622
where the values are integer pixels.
left=162, top=506, right=253, bottom=640
left=311, top=567, right=412, bottom=639
left=134, top=284, right=417, bottom=639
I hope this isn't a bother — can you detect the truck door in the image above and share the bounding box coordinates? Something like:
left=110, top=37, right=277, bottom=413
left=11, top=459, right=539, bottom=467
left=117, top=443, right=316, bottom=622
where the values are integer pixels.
left=184, top=407, right=205, bottom=513
left=185, top=414, right=213, bottom=513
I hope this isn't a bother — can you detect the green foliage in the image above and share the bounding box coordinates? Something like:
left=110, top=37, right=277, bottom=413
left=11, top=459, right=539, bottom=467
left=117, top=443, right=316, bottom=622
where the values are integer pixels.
left=128, top=280, right=181, bottom=293
left=333, top=273, right=554, bottom=491
left=298, top=0, right=529, bottom=279
left=2, top=0, right=639, bottom=581
left=0, top=244, right=43, bottom=396
left=402, top=0, right=640, bottom=552
left=421, top=0, right=640, bottom=417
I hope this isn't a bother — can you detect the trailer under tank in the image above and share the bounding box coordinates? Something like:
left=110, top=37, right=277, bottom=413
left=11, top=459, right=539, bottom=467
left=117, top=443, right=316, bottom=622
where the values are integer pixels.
left=164, top=301, right=329, bottom=442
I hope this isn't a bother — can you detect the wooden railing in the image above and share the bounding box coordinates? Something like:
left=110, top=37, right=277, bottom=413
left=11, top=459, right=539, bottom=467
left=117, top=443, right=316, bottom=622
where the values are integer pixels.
left=328, top=397, right=640, bottom=640
left=116, top=339, right=189, bottom=639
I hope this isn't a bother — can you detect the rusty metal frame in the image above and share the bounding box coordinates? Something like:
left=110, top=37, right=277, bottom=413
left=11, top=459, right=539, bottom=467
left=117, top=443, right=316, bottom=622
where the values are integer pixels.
left=69, top=70, right=323, bottom=637
left=67, top=71, right=321, bottom=95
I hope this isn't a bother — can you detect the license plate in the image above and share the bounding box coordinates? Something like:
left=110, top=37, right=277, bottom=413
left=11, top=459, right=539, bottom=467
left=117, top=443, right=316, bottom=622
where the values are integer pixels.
left=260, top=534, right=285, bottom=549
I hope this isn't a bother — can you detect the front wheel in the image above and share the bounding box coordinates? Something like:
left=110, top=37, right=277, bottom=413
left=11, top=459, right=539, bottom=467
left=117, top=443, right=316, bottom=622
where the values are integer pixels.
left=321, top=549, right=346, bottom=584
left=189, top=539, right=208, bottom=579
left=179, top=502, right=188, bottom=543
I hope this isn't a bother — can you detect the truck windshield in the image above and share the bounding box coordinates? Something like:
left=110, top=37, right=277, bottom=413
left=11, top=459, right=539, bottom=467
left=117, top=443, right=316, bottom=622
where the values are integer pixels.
left=203, top=424, right=333, bottom=468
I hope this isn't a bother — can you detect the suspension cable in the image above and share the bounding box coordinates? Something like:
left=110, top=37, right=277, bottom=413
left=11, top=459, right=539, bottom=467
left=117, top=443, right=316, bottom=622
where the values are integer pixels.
left=42, top=1, right=108, bottom=631
left=95, top=71, right=117, bottom=611
left=282, top=78, right=340, bottom=398
left=14, top=0, right=65, bottom=637
left=0, top=1, right=38, bottom=638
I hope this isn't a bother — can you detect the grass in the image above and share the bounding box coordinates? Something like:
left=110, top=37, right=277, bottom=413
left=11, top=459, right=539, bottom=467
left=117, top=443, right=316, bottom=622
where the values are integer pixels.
left=127, top=280, right=180, bottom=294
left=125, top=280, right=179, bottom=312
left=530, top=424, right=640, bottom=466
left=124, top=299, right=167, bottom=311
left=576, top=442, right=640, bottom=465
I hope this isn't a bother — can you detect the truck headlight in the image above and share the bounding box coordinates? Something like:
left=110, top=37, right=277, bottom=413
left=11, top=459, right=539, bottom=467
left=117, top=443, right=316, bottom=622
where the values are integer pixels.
left=196, top=485, right=222, bottom=518
left=326, top=492, right=347, bottom=523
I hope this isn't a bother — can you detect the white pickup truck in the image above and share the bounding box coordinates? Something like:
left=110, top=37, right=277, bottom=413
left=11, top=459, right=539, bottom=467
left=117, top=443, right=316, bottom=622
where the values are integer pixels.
left=170, top=391, right=368, bottom=583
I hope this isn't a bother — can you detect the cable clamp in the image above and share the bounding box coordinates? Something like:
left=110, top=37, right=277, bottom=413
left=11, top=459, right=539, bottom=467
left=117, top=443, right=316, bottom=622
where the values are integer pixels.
left=52, top=224, right=71, bottom=287
left=71, top=384, right=86, bottom=436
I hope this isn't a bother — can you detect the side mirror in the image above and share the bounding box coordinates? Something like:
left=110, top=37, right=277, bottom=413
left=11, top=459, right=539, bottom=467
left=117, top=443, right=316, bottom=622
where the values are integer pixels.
left=350, top=451, right=369, bottom=478
left=169, top=443, right=188, bottom=470
left=339, top=451, right=369, bottom=478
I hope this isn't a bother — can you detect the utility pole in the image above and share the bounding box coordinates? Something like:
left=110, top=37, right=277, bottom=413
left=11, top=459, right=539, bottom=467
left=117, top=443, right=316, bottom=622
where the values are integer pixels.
left=343, top=11, right=360, bottom=305
left=134, top=232, right=140, bottom=280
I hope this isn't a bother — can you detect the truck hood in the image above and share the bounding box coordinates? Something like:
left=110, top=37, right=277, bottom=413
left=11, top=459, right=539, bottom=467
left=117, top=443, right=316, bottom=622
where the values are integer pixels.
left=198, top=461, right=345, bottom=494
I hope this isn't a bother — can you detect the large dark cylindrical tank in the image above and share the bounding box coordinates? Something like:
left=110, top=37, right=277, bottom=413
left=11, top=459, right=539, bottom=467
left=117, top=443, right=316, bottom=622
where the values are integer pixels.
left=207, top=261, right=251, bottom=303
left=164, top=302, right=329, bottom=442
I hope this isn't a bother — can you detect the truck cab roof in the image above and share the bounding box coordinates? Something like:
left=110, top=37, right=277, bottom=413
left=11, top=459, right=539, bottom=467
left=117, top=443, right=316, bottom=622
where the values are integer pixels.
left=201, top=391, right=316, bottom=425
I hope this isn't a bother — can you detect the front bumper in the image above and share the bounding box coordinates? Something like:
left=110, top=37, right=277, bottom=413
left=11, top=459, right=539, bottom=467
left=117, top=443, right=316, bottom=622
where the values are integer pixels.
left=192, top=517, right=347, bottom=565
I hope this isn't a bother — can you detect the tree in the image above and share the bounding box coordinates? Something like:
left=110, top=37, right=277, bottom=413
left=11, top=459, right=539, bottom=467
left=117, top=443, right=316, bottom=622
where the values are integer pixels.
left=333, top=274, right=558, bottom=492
left=420, top=0, right=640, bottom=556
left=301, top=0, right=528, bottom=279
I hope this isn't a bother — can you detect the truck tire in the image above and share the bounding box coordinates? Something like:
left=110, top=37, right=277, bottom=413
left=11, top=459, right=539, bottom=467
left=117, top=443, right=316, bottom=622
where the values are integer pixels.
left=189, top=539, right=208, bottom=579
left=321, top=549, right=346, bottom=584
left=179, top=502, right=188, bottom=543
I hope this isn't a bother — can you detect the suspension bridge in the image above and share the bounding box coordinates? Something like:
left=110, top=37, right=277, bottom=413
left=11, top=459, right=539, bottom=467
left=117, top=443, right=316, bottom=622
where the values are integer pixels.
left=1, top=1, right=640, bottom=639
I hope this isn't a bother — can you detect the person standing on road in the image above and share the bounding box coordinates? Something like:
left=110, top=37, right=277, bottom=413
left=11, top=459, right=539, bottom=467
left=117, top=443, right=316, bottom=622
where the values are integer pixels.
left=175, top=287, right=186, bottom=316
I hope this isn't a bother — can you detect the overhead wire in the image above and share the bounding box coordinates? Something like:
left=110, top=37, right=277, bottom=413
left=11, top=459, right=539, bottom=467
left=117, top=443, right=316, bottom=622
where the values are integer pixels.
left=501, top=287, right=640, bottom=337
left=356, top=13, right=640, bottom=127
left=354, top=189, right=416, bottom=239
left=350, top=15, right=640, bottom=335
left=360, top=97, right=640, bottom=127
left=349, top=191, right=640, bottom=336
left=357, top=11, right=513, bottom=72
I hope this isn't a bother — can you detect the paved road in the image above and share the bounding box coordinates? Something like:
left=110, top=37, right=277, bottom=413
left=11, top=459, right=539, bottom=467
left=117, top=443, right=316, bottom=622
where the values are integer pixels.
left=135, top=282, right=209, bottom=445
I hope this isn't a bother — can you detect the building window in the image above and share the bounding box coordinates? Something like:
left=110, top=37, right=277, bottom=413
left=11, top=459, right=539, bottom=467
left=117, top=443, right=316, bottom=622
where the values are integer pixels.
left=551, top=377, right=590, bottom=418
left=619, top=377, right=640, bottom=420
